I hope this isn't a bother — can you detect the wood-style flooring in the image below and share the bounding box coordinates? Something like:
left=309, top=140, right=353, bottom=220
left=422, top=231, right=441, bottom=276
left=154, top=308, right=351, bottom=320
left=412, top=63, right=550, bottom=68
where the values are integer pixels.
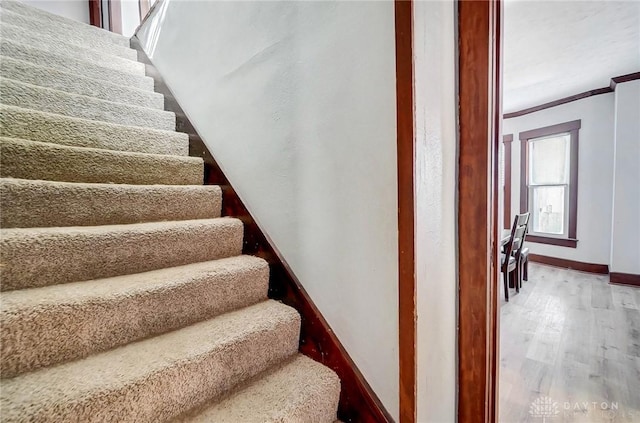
left=499, top=263, right=640, bottom=422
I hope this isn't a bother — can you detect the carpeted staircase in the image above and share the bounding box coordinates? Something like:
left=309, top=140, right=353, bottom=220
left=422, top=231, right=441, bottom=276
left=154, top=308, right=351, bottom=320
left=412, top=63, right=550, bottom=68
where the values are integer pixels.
left=0, top=1, right=341, bottom=421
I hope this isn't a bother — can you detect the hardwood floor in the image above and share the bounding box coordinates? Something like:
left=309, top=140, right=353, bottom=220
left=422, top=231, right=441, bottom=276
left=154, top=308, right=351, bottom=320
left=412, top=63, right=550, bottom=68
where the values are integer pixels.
left=499, top=263, right=640, bottom=422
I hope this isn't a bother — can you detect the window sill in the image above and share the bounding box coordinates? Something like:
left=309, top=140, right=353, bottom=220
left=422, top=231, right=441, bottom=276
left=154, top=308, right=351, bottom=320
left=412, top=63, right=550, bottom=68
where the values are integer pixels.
left=527, top=235, right=577, bottom=248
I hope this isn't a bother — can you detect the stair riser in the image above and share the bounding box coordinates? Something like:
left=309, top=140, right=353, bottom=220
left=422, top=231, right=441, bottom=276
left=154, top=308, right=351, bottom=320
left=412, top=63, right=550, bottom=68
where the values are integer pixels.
left=1, top=258, right=269, bottom=378
left=0, top=106, right=188, bottom=156
left=0, top=41, right=153, bottom=91
left=0, top=218, right=244, bottom=291
left=0, top=78, right=175, bottom=131
left=0, top=180, right=221, bottom=228
left=1, top=24, right=143, bottom=74
left=0, top=138, right=203, bottom=186
left=0, top=18, right=136, bottom=60
left=1, top=308, right=301, bottom=423
left=0, top=2, right=129, bottom=47
left=183, top=355, right=340, bottom=423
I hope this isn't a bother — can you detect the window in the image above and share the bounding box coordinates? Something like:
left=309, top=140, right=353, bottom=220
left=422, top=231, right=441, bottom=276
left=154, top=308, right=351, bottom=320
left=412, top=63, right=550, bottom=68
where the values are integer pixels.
left=502, top=134, right=513, bottom=229
left=519, top=120, right=580, bottom=247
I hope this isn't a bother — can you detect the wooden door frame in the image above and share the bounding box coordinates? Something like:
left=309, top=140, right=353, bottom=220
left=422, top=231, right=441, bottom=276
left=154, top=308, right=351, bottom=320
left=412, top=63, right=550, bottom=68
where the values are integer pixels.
left=395, top=1, right=417, bottom=422
left=457, top=1, right=502, bottom=422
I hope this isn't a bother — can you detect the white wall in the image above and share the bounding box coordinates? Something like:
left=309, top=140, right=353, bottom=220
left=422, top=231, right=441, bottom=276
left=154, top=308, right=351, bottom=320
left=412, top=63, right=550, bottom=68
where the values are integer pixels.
left=503, top=93, right=616, bottom=265
left=120, top=0, right=140, bottom=37
left=20, top=0, right=89, bottom=23
left=414, top=1, right=457, bottom=422
left=611, top=80, right=640, bottom=274
left=137, top=1, right=399, bottom=418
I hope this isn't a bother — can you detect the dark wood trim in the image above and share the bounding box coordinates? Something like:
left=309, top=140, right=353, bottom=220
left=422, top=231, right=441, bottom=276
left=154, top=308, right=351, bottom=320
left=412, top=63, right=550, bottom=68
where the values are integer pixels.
left=518, top=119, right=581, bottom=141
left=108, top=0, right=122, bottom=35
left=609, top=72, right=640, bottom=90
left=504, top=72, right=640, bottom=119
left=503, top=134, right=512, bottom=229
left=395, top=1, right=416, bottom=422
left=529, top=254, right=609, bottom=274
left=519, top=119, right=580, bottom=243
left=130, top=36, right=394, bottom=423
left=526, top=235, right=577, bottom=248
left=88, top=0, right=102, bottom=27
left=610, top=272, right=640, bottom=286
left=458, top=1, right=501, bottom=422
left=504, top=88, right=610, bottom=119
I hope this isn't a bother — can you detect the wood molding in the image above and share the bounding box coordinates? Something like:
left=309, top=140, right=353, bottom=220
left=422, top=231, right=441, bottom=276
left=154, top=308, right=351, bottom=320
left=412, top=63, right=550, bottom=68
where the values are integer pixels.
left=503, top=134, right=512, bottom=229
left=395, top=1, right=416, bottom=422
left=519, top=119, right=580, bottom=243
left=526, top=235, right=577, bottom=248
left=609, top=72, right=640, bottom=90
left=88, top=0, right=101, bottom=27
left=458, top=1, right=501, bottom=422
left=610, top=272, right=640, bottom=286
left=504, top=72, right=640, bottom=119
left=130, top=36, right=394, bottom=423
left=529, top=254, right=609, bottom=274
left=108, top=0, right=122, bottom=34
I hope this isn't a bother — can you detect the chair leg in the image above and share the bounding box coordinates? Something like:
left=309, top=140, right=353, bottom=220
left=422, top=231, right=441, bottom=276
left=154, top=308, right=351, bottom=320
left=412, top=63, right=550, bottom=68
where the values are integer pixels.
left=511, top=270, right=519, bottom=293
left=503, top=271, right=509, bottom=302
left=523, top=259, right=528, bottom=281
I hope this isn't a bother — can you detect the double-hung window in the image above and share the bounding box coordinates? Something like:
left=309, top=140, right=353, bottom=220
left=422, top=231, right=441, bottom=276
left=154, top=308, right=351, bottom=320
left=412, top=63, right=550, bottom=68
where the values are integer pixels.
left=519, top=120, right=580, bottom=247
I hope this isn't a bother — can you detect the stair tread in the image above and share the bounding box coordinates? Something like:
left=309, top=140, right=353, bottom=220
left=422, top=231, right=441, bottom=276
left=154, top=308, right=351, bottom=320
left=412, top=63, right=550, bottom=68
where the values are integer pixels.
left=180, top=354, right=340, bottom=423
left=0, top=77, right=175, bottom=131
left=0, top=23, right=144, bottom=74
left=0, top=56, right=164, bottom=109
left=0, top=105, right=188, bottom=156
left=0, top=300, right=301, bottom=423
left=1, top=256, right=270, bottom=377
left=0, top=1, right=130, bottom=47
left=0, top=178, right=222, bottom=228
left=0, top=137, right=203, bottom=185
left=0, top=217, right=244, bottom=291
left=0, top=39, right=153, bottom=91
left=0, top=21, right=137, bottom=61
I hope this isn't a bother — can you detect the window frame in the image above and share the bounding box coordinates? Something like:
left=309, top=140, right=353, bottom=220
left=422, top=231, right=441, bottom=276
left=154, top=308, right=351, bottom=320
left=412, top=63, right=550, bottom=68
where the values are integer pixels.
left=502, top=134, right=513, bottom=230
left=519, top=120, right=580, bottom=248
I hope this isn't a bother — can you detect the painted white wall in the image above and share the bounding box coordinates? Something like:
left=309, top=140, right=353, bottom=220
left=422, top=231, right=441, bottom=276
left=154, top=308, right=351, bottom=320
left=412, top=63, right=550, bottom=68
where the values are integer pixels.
left=120, top=0, right=140, bottom=38
left=136, top=1, right=399, bottom=418
left=414, top=1, right=457, bottom=422
left=20, top=0, right=89, bottom=23
left=503, top=93, right=616, bottom=265
left=611, top=80, right=640, bottom=274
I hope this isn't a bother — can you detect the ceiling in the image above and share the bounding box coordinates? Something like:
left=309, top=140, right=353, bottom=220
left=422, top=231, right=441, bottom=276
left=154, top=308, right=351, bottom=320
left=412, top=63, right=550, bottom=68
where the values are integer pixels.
left=503, top=0, right=640, bottom=113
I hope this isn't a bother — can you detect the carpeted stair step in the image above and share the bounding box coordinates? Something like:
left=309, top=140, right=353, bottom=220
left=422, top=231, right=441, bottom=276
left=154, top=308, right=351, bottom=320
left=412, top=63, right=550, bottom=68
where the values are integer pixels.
left=0, top=15, right=136, bottom=60
left=1, top=23, right=143, bottom=74
left=0, top=1, right=130, bottom=47
left=0, top=78, right=175, bottom=130
left=0, top=40, right=153, bottom=91
left=0, top=57, right=164, bottom=109
left=1, top=256, right=269, bottom=378
left=0, top=106, right=188, bottom=156
left=0, top=300, right=300, bottom=423
left=0, top=138, right=203, bottom=185
left=0, top=178, right=222, bottom=228
left=179, top=354, right=340, bottom=423
left=0, top=217, right=243, bottom=291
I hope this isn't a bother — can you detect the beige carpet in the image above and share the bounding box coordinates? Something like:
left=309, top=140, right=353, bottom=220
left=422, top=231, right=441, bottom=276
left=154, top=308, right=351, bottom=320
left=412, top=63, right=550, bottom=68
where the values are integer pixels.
left=0, top=1, right=340, bottom=421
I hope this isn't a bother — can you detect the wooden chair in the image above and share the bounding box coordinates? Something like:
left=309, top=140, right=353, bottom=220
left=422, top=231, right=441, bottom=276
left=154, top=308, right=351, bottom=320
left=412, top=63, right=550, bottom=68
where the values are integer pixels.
left=502, top=213, right=529, bottom=301
left=512, top=213, right=530, bottom=289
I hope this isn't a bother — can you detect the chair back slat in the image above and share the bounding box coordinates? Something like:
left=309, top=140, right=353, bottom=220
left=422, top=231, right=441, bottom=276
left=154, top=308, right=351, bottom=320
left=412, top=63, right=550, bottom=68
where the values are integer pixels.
left=504, top=212, right=530, bottom=267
